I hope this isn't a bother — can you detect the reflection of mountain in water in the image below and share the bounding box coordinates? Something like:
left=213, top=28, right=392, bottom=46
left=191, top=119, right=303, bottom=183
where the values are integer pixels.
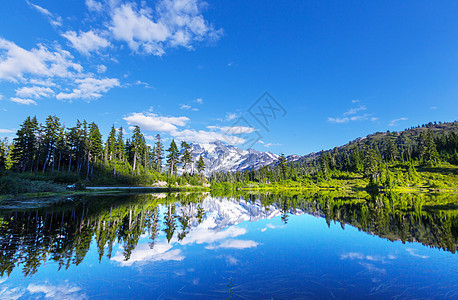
left=184, top=196, right=303, bottom=230
left=0, top=192, right=456, bottom=278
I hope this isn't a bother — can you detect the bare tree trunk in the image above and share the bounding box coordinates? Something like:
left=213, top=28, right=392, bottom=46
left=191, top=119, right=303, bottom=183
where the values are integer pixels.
left=132, top=152, right=137, bottom=175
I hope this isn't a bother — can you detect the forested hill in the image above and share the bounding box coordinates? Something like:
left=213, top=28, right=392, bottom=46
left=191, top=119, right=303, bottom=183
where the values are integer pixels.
left=295, top=121, right=458, bottom=166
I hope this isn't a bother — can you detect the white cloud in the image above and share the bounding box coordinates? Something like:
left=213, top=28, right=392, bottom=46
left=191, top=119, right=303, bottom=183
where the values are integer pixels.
left=328, top=104, right=376, bottom=124
left=180, top=104, right=191, bottom=110
left=28, top=79, right=56, bottom=87
left=62, top=30, right=111, bottom=55
left=108, top=0, right=222, bottom=55
left=327, top=117, right=349, bottom=123
left=430, top=106, right=438, bottom=110
left=388, top=117, right=408, bottom=127
left=96, top=64, right=107, bottom=73
left=173, top=129, right=245, bottom=145
left=124, top=112, right=189, bottom=132
left=194, top=98, right=203, bottom=104
left=0, top=38, right=83, bottom=82
left=207, top=125, right=256, bottom=134
left=56, top=77, right=120, bottom=101
left=0, top=94, right=3, bottom=100
left=15, top=86, right=54, bottom=98
left=27, top=1, right=63, bottom=27
left=225, top=112, right=238, bottom=121
left=264, top=142, right=280, bottom=148
left=0, top=129, right=14, bottom=133
left=85, top=0, right=103, bottom=12
left=343, top=105, right=366, bottom=116
left=10, top=97, right=37, bottom=105
left=124, top=112, right=249, bottom=145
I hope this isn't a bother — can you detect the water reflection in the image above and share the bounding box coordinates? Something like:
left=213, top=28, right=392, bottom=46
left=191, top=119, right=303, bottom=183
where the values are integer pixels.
left=0, top=192, right=456, bottom=279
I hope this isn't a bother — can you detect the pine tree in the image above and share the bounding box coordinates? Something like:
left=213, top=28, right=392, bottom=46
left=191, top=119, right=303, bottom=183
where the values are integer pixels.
left=180, top=141, right=192, bottom=173
left=196, top=155, right=205, bottom=181
left=106, top=125, right=117, bottom=162
left=166, top=140, right=179, bottom=174
left=12, top=116, right=39, bottom=172
left=278, top=153, right=287, bottom=179
left=320, top=151, right=329, bottom=180
left=419, top=129, right=439, bottom=166
left=41, top=115, right=61, bottom=173
left=130, top=126, right=145, bottom=174
left=153, top=134, right=163, bottom=172
left=116, top=127, right=125, bottom=163
left=0, top=138, right=7, bottom=170
left=385, top=138, right=399, bottom=162
left=364, top=147, right=381, bottom=183
left=87, top=122, right=103, bottom=178
left=55, top=124, right=67, bottom=172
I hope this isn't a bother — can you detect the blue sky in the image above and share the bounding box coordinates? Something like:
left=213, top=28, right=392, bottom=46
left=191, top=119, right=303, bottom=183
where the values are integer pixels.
left=0, top=0, right=457, bottom=155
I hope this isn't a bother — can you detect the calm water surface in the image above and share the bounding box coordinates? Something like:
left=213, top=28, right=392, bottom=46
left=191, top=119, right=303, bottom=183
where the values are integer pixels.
left=0, top=192, right=457, bottom=299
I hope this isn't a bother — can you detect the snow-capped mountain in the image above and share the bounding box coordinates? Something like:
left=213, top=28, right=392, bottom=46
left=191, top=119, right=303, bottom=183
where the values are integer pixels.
left=185, top=141, right=280, bottom=175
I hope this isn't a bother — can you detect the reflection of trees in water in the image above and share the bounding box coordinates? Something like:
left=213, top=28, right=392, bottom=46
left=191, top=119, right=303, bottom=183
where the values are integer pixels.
left=0, top=192, right=205, bottom=277
left=0, top=192, right=455, bottom=278
left=288, top=192, right=458, bottom=254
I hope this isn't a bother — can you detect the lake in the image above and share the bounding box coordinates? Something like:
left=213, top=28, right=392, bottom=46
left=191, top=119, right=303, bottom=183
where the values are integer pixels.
left=0, top=192, right=457, bottom=299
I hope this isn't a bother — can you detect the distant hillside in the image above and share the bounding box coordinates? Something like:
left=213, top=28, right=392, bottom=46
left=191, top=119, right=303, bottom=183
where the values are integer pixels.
left=295, top=120, right=458, bottom=165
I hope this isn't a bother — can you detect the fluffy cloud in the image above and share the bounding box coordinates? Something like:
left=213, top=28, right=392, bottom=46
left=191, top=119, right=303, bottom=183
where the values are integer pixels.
left=62, top=30, right=111, bottom=55
left=15, top=86, right=54, bottom=98
left=109, top=0, right=222, bottom=55
left=56, top=77, right=120, bottom=101
left=10, top=97, right=37, bottom=105
left=124, top=112, right=249, bottom=144
left=96, top=64, right=107, bottom=73
left=0, top=38, right=83, bottom=82
left=124, top=112, right=189, bottom=132
left=85, top=0, right=103, bottom=12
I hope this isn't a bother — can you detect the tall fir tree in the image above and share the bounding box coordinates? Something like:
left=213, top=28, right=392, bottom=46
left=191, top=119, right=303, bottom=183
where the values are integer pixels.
left=166, top=139, right=179, bottom=174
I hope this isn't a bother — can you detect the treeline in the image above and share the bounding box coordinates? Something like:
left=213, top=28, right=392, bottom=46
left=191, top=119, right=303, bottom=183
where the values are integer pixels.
left=211, top=121, right=458, bottom=189
left=0, top=115, right=206, bottom=191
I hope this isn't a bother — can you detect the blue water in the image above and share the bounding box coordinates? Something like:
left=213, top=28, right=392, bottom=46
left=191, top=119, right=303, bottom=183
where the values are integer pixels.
left=0, top=193, right=456, bottom=299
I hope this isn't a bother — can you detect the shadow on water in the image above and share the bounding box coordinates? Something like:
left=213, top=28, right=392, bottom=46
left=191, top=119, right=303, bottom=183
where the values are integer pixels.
left=0, top=191, right=456, bottom=278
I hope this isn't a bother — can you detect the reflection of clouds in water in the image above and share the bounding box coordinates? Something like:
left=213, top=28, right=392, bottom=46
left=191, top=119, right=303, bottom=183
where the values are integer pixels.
left=206, top=239, right=259, bottom=250
left=405, top=248, right=429, bottom=259
left=225, top=255, right=240, bottom=266
left=112, top=242, right=184, bottom=266
left=179, top=226, right=247, bottom=245
left=0, top=281, right=86, bottom=300
left=340, top=252, right=396, bottom=263
left=359, top=262, right=386, bottom=274
left=261, top=223, right=283, bottom=232
left=340, top=252, right=396, bottom=276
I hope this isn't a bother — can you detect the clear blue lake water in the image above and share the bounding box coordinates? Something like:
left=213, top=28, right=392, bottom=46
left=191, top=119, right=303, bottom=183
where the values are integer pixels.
left=0, top=192, right=457, bottom=299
